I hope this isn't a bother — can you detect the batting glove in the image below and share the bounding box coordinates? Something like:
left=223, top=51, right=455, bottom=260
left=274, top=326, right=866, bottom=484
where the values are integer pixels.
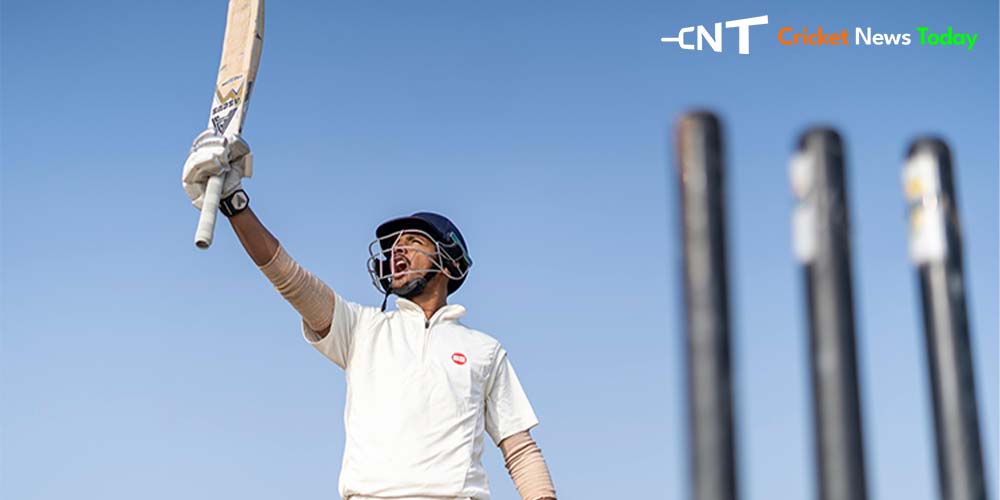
left=182, top=129, right=254, bottom=210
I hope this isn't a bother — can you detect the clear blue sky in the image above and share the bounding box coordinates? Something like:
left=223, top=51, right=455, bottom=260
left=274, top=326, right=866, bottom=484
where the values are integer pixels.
left=2, top=1, right=996, bottom=499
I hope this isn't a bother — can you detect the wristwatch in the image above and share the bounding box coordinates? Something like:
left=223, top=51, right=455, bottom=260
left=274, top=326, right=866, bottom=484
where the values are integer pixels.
left=220, top=189, right=250, bottom=217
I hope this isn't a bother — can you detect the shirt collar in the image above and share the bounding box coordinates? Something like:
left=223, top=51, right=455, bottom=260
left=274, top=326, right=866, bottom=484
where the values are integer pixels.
left=394, top=297, right=467, bottom=324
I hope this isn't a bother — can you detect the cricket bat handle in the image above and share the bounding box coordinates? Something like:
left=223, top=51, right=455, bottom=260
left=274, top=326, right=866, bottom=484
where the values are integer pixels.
left=194, top=172, right=226, bottom=249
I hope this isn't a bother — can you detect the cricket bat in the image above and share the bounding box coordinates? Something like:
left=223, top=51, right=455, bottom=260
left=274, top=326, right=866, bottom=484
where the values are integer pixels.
left=193, top=0, right=264, bottom=249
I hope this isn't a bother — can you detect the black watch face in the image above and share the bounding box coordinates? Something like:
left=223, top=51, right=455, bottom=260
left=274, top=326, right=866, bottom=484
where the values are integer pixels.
left=231, top=191, right=248, bottom=210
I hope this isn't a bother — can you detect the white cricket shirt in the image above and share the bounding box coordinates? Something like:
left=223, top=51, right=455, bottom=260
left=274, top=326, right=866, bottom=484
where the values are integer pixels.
left=303, top=294, right=539, bottom=500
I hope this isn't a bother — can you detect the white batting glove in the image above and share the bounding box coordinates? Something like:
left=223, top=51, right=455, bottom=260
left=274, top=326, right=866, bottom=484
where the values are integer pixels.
left=182, top=129, right=254, bottom=210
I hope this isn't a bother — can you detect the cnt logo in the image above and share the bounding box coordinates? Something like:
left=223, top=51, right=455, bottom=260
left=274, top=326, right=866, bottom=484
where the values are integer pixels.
left=661, top=15, right=769, bottom=55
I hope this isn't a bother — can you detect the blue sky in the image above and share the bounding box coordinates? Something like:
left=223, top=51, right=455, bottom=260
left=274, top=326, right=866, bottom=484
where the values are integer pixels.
left=2, top=1, right=996, bottom=499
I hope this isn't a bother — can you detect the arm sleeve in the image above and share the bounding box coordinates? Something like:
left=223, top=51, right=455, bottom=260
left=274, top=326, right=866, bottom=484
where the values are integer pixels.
left=499, top=431, right=557, bottom=500
left=257, top=245, right=362, bottom=369
left=485, top=347, right=540, bottom=445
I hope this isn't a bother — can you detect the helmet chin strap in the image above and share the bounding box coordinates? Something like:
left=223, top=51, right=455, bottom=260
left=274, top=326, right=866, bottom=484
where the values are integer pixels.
left=380, top=269, right=441, bottom=311
left=394, top=270, right=436, bottom=298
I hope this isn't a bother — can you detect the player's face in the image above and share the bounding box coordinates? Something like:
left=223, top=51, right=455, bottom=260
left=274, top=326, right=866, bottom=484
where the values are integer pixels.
left=390, top=231, right=438, bottom=286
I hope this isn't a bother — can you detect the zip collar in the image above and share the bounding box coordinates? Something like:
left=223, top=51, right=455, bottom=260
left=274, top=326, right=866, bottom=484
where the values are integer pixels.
left=394, top=297, right=467, bottom=326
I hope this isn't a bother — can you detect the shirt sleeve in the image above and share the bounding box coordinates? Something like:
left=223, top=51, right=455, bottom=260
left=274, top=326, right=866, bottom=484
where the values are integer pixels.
left=301, top=291, right=365, bottom=370
left=485, top=347, right=540, bottom=445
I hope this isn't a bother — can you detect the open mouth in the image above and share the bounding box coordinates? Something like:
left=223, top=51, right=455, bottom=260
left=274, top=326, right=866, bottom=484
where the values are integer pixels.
left=392, top=258, right=410, bottom=277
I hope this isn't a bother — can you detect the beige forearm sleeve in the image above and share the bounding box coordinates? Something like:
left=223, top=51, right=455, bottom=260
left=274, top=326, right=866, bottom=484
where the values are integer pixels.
left=499, top=431, right=557, bottom=500
left=258, top=245, right=335, bottom=332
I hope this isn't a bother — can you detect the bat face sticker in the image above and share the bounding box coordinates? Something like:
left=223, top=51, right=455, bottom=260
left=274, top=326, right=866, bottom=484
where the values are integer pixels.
left=211, top=80, right=245, bottom=134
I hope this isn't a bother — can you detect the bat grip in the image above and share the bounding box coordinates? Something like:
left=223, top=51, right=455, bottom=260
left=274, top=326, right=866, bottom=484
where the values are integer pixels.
left=194, top=172, right=227, bottom=249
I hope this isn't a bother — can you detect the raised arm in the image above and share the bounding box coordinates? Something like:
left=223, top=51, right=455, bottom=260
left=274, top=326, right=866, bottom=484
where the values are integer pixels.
left=182, top=131, right=334, bottom=339
left=229, top=207, right=334, bottom=339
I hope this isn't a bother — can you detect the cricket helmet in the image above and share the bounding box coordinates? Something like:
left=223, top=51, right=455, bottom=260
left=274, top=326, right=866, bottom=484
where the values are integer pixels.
left=367, top=212, right=473, bottom=296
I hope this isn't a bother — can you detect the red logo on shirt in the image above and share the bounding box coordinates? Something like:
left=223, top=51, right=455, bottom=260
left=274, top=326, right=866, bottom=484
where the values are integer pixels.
left=451, top=353, right=467, bottom=365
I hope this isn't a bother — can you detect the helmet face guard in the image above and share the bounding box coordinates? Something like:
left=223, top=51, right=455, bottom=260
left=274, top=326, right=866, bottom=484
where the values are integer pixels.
left=366, top=228, right=472, bottom=295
